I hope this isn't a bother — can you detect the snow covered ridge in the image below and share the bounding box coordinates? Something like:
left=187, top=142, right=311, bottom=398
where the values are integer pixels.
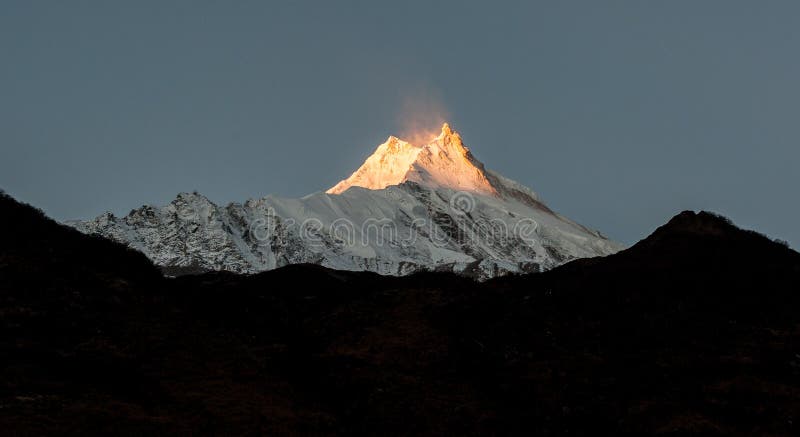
left=68, top=123, right=622, bottom=280
left=249, top=191, right=539, bottom=251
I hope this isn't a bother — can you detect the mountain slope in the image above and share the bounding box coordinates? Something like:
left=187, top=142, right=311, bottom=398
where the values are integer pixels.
left=69, top=124, right=621, bottom=279
left=327, top=123, right=497, bottom=195
left=2, top=192, right=800, bottom=435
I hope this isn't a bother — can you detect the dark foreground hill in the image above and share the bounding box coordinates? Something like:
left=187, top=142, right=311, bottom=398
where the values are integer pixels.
left=1, top=191, right=799, bottom=435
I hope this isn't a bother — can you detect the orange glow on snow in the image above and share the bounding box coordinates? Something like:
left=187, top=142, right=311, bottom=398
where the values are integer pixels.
left=326, top=123, right=498, bottom=196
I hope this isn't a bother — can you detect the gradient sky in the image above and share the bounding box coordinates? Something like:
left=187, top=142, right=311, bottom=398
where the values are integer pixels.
left=1, top=1, right=798, bottom=247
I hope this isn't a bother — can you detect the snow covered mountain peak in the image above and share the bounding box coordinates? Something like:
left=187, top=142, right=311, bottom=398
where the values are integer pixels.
left=69, top=123, right=623, bottom=280
left=431, top=122, right=457, bottom=143
left=327, top=123, right=497, bottom=195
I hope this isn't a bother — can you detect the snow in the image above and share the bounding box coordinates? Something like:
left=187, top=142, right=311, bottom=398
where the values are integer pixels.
left=327, top=123, right=496, bottom=196
left=68, top=123, right=624, bottom=280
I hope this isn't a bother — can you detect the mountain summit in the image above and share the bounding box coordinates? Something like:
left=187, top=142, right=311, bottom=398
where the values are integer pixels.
left=328, top=123, right=497, bottom=195
left=70, top=125, right=622, bottom=279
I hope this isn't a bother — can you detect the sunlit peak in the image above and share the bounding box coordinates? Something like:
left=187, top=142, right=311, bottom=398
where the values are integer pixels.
left=326, top=123, right=497, bottom=196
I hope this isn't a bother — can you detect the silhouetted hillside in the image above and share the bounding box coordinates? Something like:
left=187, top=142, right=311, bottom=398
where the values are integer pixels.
left=1, top=192, right=799, bottom=435
left=0, top=191, right=161, bottom=284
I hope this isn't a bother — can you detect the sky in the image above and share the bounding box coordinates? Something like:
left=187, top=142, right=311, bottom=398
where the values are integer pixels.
left=1, top=1, right=799, bottom=247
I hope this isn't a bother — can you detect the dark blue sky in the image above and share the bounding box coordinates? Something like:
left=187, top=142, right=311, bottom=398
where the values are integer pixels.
left=1, top=1, right=798, bottom=247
